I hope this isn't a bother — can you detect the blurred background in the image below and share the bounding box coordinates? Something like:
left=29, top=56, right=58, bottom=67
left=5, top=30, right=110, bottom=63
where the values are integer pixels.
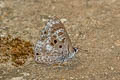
left=0, top=0, right=120, bottom=80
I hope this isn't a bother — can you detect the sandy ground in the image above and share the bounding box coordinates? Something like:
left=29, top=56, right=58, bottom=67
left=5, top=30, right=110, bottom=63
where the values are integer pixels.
left=0, top=0, right=120, bottom=80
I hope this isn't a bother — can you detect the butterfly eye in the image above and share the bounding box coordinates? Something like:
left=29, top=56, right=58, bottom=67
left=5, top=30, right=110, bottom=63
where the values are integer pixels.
left=59, top=45, right=62, bottom=48
left=54, top=40, right=57, bottom=44
left=73, top=48, right=78, bottom=52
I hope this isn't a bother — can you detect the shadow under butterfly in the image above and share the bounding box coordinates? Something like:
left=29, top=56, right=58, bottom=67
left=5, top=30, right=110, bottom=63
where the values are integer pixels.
left=34, top=17, right=78, bottom=65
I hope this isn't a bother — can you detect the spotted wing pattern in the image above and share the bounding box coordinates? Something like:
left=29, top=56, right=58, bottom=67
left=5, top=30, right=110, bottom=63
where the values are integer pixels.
left=34, top=17, right=78, bottom=64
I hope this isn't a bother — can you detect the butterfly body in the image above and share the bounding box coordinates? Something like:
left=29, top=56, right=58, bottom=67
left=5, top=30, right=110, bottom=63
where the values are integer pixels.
left=34, top=17, right=78, bottom=64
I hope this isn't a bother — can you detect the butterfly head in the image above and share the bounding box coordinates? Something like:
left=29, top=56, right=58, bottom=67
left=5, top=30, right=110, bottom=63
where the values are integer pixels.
left=73, top=47, right=78, bottom=53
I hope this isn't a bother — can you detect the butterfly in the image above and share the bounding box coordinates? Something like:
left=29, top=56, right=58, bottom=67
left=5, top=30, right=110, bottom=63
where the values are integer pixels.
left=34, top=17, right=78, bottom=65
